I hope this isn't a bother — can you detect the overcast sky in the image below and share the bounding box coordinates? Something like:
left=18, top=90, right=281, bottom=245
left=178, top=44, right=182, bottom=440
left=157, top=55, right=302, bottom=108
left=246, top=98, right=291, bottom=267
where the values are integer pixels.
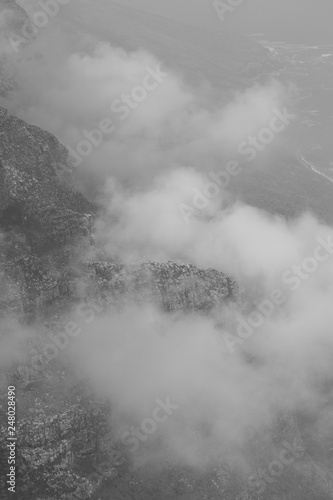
left=113, top=0, right=333, bottom=44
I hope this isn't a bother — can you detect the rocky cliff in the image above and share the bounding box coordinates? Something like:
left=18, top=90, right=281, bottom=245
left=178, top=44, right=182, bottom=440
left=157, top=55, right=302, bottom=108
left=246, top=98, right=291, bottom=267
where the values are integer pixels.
left=0, top=105, right=332, bottom=500
left=0, top=3, right=332, bottom=499
left=0, top=105, right=241, bottom=499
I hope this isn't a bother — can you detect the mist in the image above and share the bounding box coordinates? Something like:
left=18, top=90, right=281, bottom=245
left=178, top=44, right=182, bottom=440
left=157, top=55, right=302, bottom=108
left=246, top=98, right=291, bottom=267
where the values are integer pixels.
left=1, top=23, right=294, bottom=192
left=1, top=0, right=333, bottom=479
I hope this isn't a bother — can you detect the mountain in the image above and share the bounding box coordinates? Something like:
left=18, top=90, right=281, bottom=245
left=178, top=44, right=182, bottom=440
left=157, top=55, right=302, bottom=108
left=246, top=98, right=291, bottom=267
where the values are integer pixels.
left=0, top=107, right=95, bottom=244
left=0, top=2, right=333, bottom=500
left=5, top=0, right=333, bottom=225
left=0, top=106, right=240, bottom=499
left=0, top=76, right=242, bottom=494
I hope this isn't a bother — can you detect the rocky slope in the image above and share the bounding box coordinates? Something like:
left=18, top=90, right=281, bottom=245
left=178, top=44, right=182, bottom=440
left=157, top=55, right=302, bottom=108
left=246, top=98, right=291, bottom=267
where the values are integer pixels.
left=0, top=106, right=332, bottom=500
left=0, top=3, right=332, bottom=499
left=0, top=105, right=240, bottom=499
left=0, top=107, right=95, bottom=244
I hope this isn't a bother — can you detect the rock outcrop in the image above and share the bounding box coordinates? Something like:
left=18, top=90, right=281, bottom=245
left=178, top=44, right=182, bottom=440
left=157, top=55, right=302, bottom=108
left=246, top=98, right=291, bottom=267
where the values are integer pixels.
left=0, top=107, right=95, bottom=246
left=0, top=4, right=331, bottom=497
left=0, top=105, right=242, bottom=498
left=0, top=104, right=332, bottom=500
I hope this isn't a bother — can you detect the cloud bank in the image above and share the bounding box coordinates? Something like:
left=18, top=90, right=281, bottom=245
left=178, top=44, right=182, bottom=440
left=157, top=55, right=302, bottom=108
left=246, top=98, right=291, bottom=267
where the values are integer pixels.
left=2, top=6, right=333, bottom=476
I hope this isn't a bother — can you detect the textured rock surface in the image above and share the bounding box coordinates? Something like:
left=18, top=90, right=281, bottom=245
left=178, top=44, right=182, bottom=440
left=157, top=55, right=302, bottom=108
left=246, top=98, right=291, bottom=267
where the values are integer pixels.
left=0, top=105, right=239, bottom=326
left=0, top=107, right=332, bottom=499
left=0, top=106, right=242, bottom=498
left=0, top=107, right=95, bottom=246
left=88, top=261, right=238, bottom=313
left=0, top=6, right=331, bottom=497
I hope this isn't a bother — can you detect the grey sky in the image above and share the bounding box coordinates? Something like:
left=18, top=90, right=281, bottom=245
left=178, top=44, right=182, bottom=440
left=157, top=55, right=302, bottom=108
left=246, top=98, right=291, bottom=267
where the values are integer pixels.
left=113, top=0, right=333, bottom=44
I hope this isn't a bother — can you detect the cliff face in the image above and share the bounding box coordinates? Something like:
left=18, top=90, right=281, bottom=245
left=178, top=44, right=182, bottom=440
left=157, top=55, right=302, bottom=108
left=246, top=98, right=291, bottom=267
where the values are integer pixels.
left=0, top=106, right=237, bottom=321
left=0, top=105, right=242, bottom=499
left=0, top=107, right=332, bottom=499
left=0, top=106, right=96, bottom=319
left=0, top=107, right=331, bottom=500
left=0, top=107, right=95, bottom=246
left=0, top=5, right=331, bottom=499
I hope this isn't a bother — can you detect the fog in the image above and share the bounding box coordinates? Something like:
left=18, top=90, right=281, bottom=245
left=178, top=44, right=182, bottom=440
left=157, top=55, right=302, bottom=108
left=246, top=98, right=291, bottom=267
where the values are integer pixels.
left=1, top=0, right=333, bottom=473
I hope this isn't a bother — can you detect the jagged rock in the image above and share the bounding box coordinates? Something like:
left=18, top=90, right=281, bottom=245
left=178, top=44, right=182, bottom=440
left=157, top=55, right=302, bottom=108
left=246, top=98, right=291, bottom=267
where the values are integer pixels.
left=0, top=106, right=241, bottom=499
left=88, top=260, right=238, bottom=313
left=0, top=14, right=330, bottom=497
left=0, top=107, right=96, bottom=248
left=0, top=107, right=239, bottom=323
